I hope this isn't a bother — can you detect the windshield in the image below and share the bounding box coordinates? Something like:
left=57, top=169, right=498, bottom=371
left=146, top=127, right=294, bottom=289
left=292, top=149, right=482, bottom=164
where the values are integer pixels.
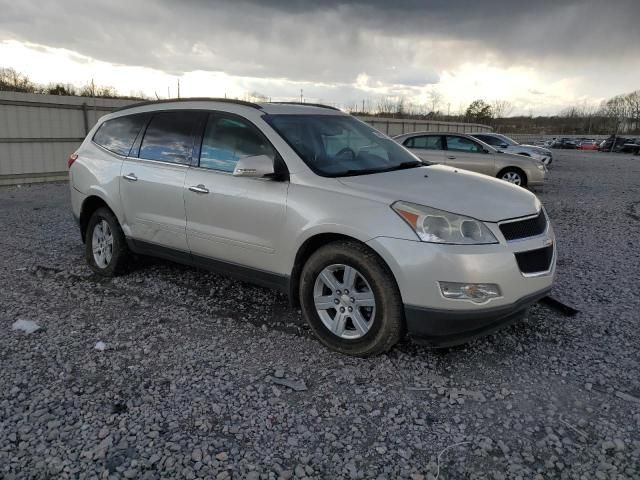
left=496, top=134, right=519, bottom=146
left=265, top=114, right=422, bottom=177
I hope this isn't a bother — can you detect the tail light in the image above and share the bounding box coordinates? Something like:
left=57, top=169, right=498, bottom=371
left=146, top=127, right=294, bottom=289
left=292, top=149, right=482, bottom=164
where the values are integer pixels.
left=67, top=153, right=78, bottom=169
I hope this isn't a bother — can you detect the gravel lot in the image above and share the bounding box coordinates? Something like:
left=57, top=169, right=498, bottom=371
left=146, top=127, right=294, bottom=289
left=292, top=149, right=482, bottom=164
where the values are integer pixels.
left=1, top=149, right=639, bottom=479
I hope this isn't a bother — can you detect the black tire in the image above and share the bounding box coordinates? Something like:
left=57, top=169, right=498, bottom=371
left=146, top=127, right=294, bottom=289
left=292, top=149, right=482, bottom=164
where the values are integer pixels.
left=299, top=240, right=404, bottom=357
left=497, top=167, right=527, bottom=187
left=85, top=207, right=130, bottom=276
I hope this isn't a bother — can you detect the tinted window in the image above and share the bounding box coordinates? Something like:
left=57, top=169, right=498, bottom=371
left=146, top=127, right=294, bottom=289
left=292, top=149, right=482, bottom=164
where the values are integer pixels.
left=93, top=114, right=148, bottom=156
left=404, top=135, right=442, bottom=150
left=139, top=111, right=199, bottom=164
left=474, top=134, right=502, bottom=147
left=199, top=114, right=276, bottom=172
left=446, top=136, right=483, bottom=153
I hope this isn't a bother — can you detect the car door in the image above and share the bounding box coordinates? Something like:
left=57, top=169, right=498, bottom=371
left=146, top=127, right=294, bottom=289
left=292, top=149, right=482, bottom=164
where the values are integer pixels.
left=443, top=135, right=496, bottom=176
left=184, top=112, right=289, bottom=275
left=120, top=110, right=205, bottom=252
left=401, top=135, right=445, bottom=164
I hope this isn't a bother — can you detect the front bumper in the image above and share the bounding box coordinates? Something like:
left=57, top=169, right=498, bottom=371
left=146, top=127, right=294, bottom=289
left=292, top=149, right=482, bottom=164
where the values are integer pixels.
left=527, top=165, right=547, bottom=186
left=404, top=287, right=551, bottom=347
left=367, top=227, right=555, bottom=345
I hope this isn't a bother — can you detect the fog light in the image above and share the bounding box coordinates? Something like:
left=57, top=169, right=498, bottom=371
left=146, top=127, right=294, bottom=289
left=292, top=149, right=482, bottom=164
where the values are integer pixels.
left=439, top=282, right=501, bottom=303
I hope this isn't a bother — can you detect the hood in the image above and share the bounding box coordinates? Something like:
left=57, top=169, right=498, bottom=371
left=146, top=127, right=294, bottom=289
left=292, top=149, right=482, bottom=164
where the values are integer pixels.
left=338, top=165, right=540, bottom=222
left=521, top=144, right=550, bottom=154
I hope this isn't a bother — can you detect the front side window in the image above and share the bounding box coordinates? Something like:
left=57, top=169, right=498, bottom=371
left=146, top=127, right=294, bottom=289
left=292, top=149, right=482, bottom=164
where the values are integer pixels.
left=445, top=136, right=483, bottom=153
left=199, top=114, right=276, bottom=172
left=404, top=135, right=442, bottom=150
left=93, top=114, right=148, bottom=156
left=139, top=111, right=199, bottom=164
left=265, top=114, right=421, bottom=177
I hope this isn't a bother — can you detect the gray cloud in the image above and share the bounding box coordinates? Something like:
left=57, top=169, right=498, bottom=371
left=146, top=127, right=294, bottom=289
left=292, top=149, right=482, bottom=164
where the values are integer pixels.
left=0, top=0, right=638, bottom=108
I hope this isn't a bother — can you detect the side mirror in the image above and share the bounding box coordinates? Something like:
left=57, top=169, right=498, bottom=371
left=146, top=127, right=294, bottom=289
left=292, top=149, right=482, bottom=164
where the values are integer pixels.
left=233, top=154, right=275, bottom=178
left=500, top=143, right=509, bottom=149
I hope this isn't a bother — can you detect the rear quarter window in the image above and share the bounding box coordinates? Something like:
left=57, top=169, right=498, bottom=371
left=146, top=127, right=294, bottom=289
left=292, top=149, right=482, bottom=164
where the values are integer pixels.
left=92, top=114, right=148, bottom=156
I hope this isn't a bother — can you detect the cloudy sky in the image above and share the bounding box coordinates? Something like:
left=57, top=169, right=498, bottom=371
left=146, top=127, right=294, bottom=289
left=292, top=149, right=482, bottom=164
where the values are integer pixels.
left=1, top=0, right=639, bottom=115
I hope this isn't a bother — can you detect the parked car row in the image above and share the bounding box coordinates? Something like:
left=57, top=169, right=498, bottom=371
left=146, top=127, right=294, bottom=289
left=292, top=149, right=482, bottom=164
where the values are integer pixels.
left=68, top=99, right=555, bottom=356
left=541, top=135, right=640, bottom=154
left=599, top=135, right=640, bottom=154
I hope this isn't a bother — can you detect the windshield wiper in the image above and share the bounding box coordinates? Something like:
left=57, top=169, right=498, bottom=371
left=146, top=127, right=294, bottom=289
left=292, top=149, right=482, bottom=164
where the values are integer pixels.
left=388, top=161, right=423, bottom=171
left=335, top=161, right=423, bottom=177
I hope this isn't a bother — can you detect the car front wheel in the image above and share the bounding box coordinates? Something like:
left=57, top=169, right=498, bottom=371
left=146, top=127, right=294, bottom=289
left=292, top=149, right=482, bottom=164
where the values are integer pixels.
left=299, top=241, right=403, bottom=357
left=498, top=168, right=527, bottom=187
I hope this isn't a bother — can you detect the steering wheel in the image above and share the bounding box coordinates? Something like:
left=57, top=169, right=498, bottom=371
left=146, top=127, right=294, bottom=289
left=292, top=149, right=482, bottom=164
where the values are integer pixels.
left=334, top=147, right=356, bottom=161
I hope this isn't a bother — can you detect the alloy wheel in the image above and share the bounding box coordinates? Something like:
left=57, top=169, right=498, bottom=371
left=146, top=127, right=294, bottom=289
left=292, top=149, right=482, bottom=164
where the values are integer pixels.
left=313, top=264, right=376, bottom=339
left=92, top=219, right=113, bottom=268
left=502, top=171, right=522, bottom=185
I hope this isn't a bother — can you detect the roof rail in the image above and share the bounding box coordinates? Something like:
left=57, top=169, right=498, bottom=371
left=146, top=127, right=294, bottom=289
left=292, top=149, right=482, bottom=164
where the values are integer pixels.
left=267, top=101, right=341, bottom=111
left=112, top=97, right=263, bottom=113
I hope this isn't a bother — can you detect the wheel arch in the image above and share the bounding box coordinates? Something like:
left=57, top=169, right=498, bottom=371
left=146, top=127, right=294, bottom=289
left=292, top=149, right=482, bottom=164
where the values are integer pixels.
left=79, top=195, right=117, bottom=243
left=288, top=233, right=397, bottom=309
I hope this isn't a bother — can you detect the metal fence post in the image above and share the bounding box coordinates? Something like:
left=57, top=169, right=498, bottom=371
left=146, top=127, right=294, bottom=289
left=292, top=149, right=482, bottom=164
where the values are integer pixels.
left=82, top=102, right=89, bottom=135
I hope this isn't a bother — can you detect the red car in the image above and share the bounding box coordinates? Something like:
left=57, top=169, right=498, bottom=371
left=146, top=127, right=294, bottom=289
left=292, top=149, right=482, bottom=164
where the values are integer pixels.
left=577, top=140, right=599, bottom=150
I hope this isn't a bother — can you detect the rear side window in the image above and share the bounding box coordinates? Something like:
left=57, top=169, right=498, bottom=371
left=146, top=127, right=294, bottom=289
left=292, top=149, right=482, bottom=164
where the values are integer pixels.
left=139, top=111, right=200, bottom=164
left=92, top=114, right=148, bottom=156
left=404, top=135, right=442, bottom=150
left=199, top=113, right=276, bottom=172
left=446, top=136, right=483, bottom=153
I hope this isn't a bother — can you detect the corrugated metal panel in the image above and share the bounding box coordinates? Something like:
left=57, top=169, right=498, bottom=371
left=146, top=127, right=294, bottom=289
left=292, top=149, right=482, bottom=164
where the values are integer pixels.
left=0, top=92, right=137, bottom=184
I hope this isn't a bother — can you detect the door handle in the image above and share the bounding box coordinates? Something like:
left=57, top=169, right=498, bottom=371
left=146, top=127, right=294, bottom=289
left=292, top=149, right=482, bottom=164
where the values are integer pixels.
left=447, top=156, right=456, bottom=160
left=123, top=173, right=137, bottom=181
left=188, top=184, right=209, bottom=194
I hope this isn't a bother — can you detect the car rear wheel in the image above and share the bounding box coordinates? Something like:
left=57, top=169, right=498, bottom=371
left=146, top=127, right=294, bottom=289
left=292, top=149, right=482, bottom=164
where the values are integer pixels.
left=299, top=241, right=403, bottom=357
left=86, top=207, right=130, bottom=276
left=498, top=168, right=527, bottom=187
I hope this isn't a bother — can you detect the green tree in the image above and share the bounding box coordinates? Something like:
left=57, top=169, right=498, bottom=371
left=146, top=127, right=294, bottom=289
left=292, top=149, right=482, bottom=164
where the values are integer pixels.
left=465, top=99, right=493, bottom=123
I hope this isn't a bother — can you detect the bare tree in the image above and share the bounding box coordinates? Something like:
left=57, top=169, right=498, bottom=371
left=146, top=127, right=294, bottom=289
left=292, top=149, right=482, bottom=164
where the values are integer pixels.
left=427, top=88, right=443, bottom=117
left=0, top=68, right=37, bottom=92
left=376, top=96, right=396, bottom=115
left=491, top=99, right=514, bottom=118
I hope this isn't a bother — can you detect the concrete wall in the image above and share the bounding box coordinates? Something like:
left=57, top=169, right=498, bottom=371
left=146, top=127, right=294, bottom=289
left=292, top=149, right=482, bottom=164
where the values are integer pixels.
left=0, top=93, right=492, bottom=185
left=356, top=116, right=492, bottom=137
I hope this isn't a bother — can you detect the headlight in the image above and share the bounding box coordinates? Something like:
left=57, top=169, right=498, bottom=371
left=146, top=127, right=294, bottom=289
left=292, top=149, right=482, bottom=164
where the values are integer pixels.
left=392, top=201, right=498, bottom=245
left=537, top=164, right=545, bottom=170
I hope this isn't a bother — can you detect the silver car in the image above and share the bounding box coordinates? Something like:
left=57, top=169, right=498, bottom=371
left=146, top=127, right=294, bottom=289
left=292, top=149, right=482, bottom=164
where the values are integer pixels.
left=472, top=132, right=553, bottom=167
left=69, top=99, right=555, bottom=356
left=394, top=131, right=547, bottom=187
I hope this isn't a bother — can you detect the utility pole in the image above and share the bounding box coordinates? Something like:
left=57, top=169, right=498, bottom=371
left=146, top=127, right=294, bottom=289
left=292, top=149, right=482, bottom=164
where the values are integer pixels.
left=300, top=89, right=304, bottom=103
left=177, top=79, right=180, bottom=99
left=167, top=86, right=170, bottom=99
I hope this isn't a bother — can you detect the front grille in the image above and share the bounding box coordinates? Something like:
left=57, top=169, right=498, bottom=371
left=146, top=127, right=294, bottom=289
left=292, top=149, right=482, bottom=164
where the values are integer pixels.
left=515, top=244, right=554, bottom=274
left=500, top=210, right=547, bottom=241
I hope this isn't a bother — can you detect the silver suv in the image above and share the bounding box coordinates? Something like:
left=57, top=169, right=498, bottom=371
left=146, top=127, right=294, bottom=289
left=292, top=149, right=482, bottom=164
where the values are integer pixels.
left=69, top=99, right=556, bottom=356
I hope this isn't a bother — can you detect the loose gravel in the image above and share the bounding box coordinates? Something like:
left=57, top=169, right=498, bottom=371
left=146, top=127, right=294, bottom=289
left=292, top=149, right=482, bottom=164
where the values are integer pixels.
left=1, top=149, right=639, bottom=479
